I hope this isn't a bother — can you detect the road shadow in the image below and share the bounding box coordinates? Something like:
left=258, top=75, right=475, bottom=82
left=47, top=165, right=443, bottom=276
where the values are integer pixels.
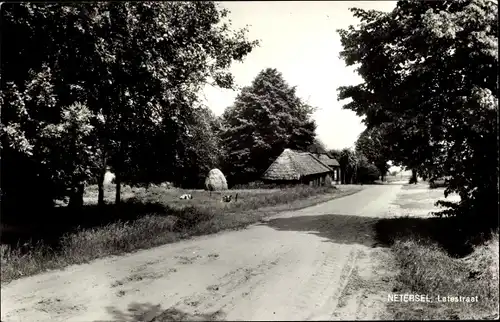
left=375, top=216, right=496, bottom=257
left=262, top=214, right=380, bottom=247
left=1, top=200, right=167, bottom=249
left=262, top=213, right=493, bottom=257
left=95, top=302, right=225, bottom=322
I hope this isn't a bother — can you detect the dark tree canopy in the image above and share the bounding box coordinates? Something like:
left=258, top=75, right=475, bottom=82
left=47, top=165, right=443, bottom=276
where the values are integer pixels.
left=355, top=127, right=390, bottom=180
left=221, top=68, right=317, bottom=185
left=1, top=2, right=258, bottom=215
left=337, top=0, right=498, bottom=221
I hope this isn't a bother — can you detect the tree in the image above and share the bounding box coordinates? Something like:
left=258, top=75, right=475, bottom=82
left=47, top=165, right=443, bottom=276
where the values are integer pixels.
left=328, top=149, right=342, bottom=161
left=355, top=153, right=380, bottom=184
left=88, top=2, right=258, bottom=204
left=168, top=107, right=224, bottom=188
left=337, top=0, right=498, bottom=223
left=307, top=137, right=328, bottom=154
left=338, top=148, right=358, bottom=184
left=221, top=68, right=317, bottom=185
left=38, top=102, right=101, bottom=208
left=355, top=127, right=390, bottom=181
left=1, top=2, right=258, bottom=210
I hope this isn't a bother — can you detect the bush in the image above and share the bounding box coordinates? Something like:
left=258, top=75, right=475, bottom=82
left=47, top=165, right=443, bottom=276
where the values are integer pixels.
left=357, top=163, right=380, bottom=183
left=324, top=175, right=333, bottom=186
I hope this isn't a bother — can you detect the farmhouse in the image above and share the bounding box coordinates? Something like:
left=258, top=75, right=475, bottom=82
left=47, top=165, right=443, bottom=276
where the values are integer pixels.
left=262, top=148, right=340, bottom=186
left=306, top=143, right=341, bottom=183
left=313, top=153, right=341, bottom=183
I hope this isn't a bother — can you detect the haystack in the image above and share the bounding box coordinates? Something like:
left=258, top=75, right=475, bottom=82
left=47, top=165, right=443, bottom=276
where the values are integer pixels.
left=205, top=168, right=228, bottom=191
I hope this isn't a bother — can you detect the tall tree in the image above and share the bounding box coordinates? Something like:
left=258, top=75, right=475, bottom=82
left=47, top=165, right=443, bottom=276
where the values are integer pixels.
left=1, top=2, right=258, bottom=210
left=328, top=149, right=342, bottom=161
left=1, top=4, right=103, bottom=217
left=338, top=148, right=358, bottom=184
left=337, top=0, right=498, bottom=222
left=178, top=107, right=225, bottom=188
left=307, top=137, right=328, bottom=154
left=123, top=106, right=224, bottom=189
left=355, top=151, right=380, bottom=184
left=89, top=2, right=258, bottom=203
left=355, top=127, right=390, bottom=181
left=221, top=68, right=317, bottom=185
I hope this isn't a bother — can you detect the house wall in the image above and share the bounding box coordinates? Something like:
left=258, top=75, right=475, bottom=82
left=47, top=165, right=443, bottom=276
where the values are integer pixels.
left=263, top=172, right=335, bottom=187
left=332, top=167, right=341, bottom=184
left=302, top=173, right=334, bottom=187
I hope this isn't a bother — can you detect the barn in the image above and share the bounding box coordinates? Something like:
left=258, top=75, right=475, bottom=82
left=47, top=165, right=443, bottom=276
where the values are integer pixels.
left=313, top=153, right=341, bottom=184
left=262, top=148, right=339, bottom=186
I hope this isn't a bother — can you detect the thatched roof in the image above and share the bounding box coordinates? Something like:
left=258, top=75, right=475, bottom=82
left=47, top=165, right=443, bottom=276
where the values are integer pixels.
left=315, top=154, right=340, bottom=167
left=262, top=149, right=333, bottom=181
left=306, top=143, right=340, bottom=167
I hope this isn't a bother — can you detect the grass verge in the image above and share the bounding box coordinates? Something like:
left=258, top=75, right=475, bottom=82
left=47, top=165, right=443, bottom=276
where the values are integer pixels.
left=1, top=185, right=362, bottom=285
left=376, top=217, right=499, bottom=320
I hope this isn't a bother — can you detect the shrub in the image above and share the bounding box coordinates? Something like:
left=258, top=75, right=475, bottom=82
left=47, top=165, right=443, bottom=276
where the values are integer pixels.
left=324, top=175, right=333, bottom=186
left=357, top=163, right=380, bottom=183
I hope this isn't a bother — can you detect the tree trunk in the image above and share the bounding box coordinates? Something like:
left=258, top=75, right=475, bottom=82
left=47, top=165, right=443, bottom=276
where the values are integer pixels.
left=352, top=166, right=357, bottom=184
left=115, top=135, right=125, bottom=206
left=409, top=168, right=418, bottom=184
left=98, top=171, right=105, bottom=206
left=114, top=146, right=123, bottom=205
left=115, top=172, right=121, bottom=205
left=98, top=151, right=107, bottom=206
left=69, top=183, right=84, bottom=209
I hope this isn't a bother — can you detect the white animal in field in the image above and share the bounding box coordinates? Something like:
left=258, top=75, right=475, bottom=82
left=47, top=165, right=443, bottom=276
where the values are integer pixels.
left=103, top=170, right=115, bottom=184
left=222, top=193, right=238, bottom=202
left=179, top=194, right=193, bottom=200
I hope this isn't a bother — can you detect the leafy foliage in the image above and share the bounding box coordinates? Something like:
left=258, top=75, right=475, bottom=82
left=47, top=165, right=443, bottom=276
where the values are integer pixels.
left=328, top=149, right=342, bottom=161
left=172, top=107, right=225, bottom=188
left=338, top=148, right=358, bottom=184
left=337, top=0, right=498, bottom=222
left=355, top=127, right=390, bottom=180
left=221, top=68, right=317, bottom=185
left=38, top=103, right=101, bottom=198
left=355, top=153, right=380, bottom=183
left=307, top=137, right=328, bottom=154
left=1, top=2, right=258, bottom=212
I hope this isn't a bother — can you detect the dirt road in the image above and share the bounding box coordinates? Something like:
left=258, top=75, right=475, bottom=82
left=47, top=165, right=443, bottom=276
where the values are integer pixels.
left=1, top=184, right=404, bottom=322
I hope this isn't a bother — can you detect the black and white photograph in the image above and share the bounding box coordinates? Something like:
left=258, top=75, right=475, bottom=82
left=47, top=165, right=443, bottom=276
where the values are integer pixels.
left=1, top=1, right=498, bottom=321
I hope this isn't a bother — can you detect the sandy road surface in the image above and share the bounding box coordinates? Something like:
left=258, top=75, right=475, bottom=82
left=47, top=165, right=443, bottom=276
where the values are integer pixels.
left=1, top=184, right=404, bottom=322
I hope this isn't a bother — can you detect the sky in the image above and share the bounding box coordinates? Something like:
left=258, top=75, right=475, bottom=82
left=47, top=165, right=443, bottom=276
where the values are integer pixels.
left=200, top=1, right=397, bottom=151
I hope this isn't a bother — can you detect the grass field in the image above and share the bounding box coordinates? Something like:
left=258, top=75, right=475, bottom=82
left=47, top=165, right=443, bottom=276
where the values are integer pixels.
left=376, top=183, right=499, bottom=320
left=1, top=183, right=363, bottom=285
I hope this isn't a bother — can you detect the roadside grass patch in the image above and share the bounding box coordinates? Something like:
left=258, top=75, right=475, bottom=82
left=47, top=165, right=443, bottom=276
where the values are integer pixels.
left=1, top=185, right=362, bottom=284
left=376, top=216, right=499, bottom=320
